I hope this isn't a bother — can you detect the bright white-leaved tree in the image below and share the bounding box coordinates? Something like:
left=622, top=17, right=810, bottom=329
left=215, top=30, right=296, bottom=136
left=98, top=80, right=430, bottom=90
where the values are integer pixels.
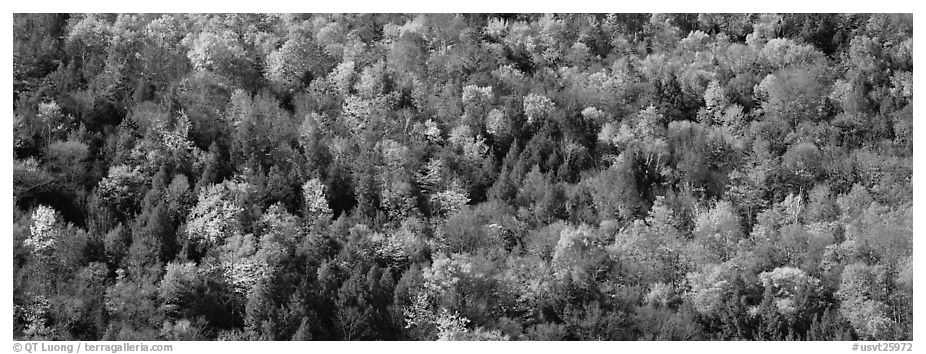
left=429, top=179, right=470, bottom=216
left=96, top=165, right=147, bottom=216
left=265, top=38, right=315, bottom=90
left=186, top=27, right=248, bottom=75
left=302, top=177, right=332, bottom=218
left=485, top=108, right=508, bottom=138
left=448, top=125, right=489, bottom=164
left=598, top=105, right=669, bottom=160
left=461, top=85, right=494, bottom=127
left=403, top=253, right=507, bottom=340
left=185, top=181, right=247, bottom=246
left=372, top=217, right=427, bottom=265
left=19, top=295, right=54, bottom=339
left=522, top=93, right=555, bottom=125
left=25, top=205, right=58, bottom=255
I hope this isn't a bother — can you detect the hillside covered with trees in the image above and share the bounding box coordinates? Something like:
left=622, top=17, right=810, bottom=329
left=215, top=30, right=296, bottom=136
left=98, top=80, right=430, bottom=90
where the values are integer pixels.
left=12, top=13, right=912, bottom=341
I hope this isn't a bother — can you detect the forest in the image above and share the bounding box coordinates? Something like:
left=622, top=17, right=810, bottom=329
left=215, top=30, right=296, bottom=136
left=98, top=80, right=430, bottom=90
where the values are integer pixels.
left=12, top=13, right=912, bottom=341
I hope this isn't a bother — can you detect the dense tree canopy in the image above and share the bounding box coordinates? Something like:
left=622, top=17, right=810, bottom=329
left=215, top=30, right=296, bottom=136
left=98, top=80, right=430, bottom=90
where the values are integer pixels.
left=13, top=13, right=912, bottom=341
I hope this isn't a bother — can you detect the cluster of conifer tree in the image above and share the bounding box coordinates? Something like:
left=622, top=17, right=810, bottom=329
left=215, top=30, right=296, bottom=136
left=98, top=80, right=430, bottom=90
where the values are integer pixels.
left=13, top=13, right=912, bottom=341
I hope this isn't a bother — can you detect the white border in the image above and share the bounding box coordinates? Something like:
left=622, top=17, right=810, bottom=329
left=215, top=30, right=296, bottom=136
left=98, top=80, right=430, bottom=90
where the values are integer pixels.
left=3, top=4, right=923, bottom=354
left=5, top=1, right=919, bottom=14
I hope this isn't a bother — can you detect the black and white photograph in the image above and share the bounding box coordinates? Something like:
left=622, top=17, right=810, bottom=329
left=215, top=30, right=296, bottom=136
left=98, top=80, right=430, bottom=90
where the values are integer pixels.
left=7, top=10, right=917, bottom=347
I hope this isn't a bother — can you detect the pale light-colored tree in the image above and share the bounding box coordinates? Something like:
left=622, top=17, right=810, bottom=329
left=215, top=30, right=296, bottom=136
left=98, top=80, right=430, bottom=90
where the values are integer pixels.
left=403, top=290, right=508, bottom=341
left=159, top=319, right=207, bottom=340
left=580, top=107, right=604, bottom=122
left=340, top=95, right=376, bottom=136
left=691, top=200, right=742, bottom=263
left=430, top=179, right=470, bottom=216
left=403, top=291, right=436, bottom=330
left=372, top=217, right=426, bottom=264
left=327, top=60, right=355, bottom=97
left=186, top=29, right=248, bottom=73
left=158, top=261, right=200, bottom=304
left=758, top=266, right=820, bottom=315
left=255, top=202, right=301, bottom=250
left=434, top=308, right=470, bottom=341
left=702, top=80, right=728, bottom=110
left=828, top=79, right=855, bottom=112
left=890, top=71, right=913, bottom=100
left=754, top=65, right=829, bottom=125
left=565, top=42, right=590, bottom=66
left=599, top=106, right=670, bottom=167
left=224, top=257, right=271, bottom=296
left=492, top=64, right=527, bottom=89
left=265, top=37, right=318, bottom=90
left=96, top=165, right=147, bottom=212
left=461, top=85, right=493, bottom=106
left=37, top=101, right=68, bottom=145
left=448, top=124, right=474, bottom=149
left=302, top=178, right=332, bottom=217
left=432, top=308, right=508, bottom=340
left=684, top=263, right=735, bottom=317
left=355, top=61, right=387, bottom=99
left=781, top=193, right=804, bottom=224
left=744, top=14, right=781, bottom=48
left=144, top=14, right=187, bottom=49
left=610, top=196, right=688, bottom=284
left=67, top=14, right=112, bottom=49
left=65, top=14, right=112, bottom=81
left=20, top=295, right=54, bottom=339
left=837, top=262, right=897, bottom=340
left=464, top=135, right=490, bottom=163
left=205, top=224, right=265, bottom=296
left=422, top=253, right=475, bottom=294
left=485, top=109, right=509, bottom=138
left=484, top=17, right=508, bottom=39
left=156, top=112, right=198, bottom=156
left=25, top=205, right=58, bottom=255
left=523, top=93, right=555, bottom=125
left=185, top=181, right=247, bottom=245
left=461, top=85, right=494, bottom=127
left=644, top=282, right=675, bottom=308
left=552, top=224, right=601, bottom=285
left=759, top=38, right=826, bottom=69
left=416, top=158, right=444, bottom=193
left=423, top=119, right=442, bottom=143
